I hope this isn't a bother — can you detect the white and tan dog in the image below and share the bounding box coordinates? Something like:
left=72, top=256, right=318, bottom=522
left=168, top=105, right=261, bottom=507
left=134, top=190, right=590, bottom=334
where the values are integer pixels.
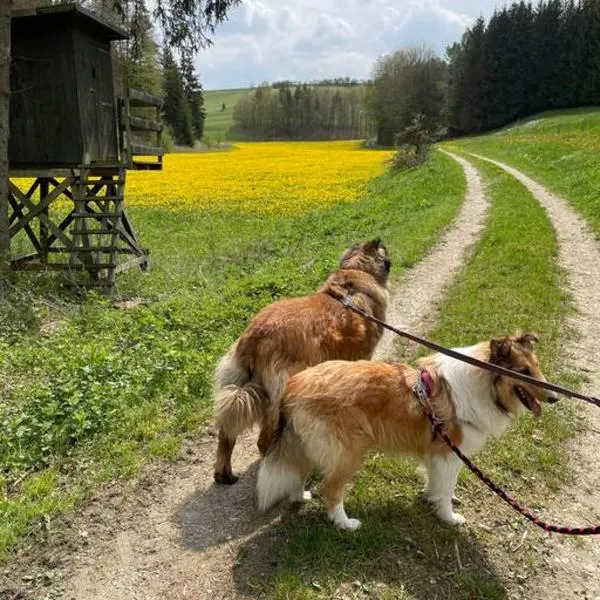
left=257, top=332, right=558, bottom=530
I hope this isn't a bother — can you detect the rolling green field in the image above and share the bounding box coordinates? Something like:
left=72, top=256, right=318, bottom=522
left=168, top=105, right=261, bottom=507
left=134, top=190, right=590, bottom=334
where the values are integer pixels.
left=452, top=106, right=600, bottom=237
left=203, top=88, right=248, bottom=141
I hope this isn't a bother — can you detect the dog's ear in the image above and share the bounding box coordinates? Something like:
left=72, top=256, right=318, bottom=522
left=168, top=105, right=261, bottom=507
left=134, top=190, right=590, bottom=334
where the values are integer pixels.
left=490, top=336, right=513, bottom=364
left=515, top=330, right=539, bottom=349
left=362, top=238, right=382, bottom=253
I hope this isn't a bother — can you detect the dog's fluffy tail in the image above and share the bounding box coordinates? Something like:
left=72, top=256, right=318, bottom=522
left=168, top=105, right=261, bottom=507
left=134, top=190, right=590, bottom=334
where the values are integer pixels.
left=257, top=422, right=306, bottom=512
left=214, top=345, right=267, bottom=439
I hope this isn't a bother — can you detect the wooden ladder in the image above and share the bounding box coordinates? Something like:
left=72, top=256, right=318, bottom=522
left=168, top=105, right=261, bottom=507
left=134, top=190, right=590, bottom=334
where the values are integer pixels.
left=68, top=167, right=127, bottom=292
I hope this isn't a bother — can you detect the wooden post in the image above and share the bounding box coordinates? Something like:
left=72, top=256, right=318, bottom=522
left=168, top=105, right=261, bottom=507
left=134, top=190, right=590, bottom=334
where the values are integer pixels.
left=0, top=0, right=12, bottom=278
left=39, top=178, right=49, bottom=263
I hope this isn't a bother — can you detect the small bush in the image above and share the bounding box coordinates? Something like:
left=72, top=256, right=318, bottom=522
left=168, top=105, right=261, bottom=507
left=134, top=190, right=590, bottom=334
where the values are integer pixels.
left=388, top=145, right=430, bottom=172
left=389, top=114, right=432, bottom=173
left=160, top=127, right=175, bottom=153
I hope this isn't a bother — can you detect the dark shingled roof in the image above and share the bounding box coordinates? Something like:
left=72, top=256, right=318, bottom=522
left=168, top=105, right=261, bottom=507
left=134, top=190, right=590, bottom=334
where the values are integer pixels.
left=12, top=2, right=129, bottom=40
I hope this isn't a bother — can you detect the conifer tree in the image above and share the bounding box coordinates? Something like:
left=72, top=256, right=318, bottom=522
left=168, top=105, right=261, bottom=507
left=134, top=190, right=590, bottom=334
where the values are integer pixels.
left=163, top=48, right=194, bottom=146
left=532, top=0, right=563, bottom=111
left=180, top=51, right=206, bottom=140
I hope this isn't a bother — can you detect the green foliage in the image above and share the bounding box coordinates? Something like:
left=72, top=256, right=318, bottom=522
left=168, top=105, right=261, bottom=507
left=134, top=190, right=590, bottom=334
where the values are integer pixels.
left=446, top=0, right=600, bottom=134
left=162, top=48, right=194, bottom=146
left=233, top=83, right=374, bottom=140
left=107, top=0, right=241, bottom=52
left=368, top=46, right=446, bottom=146
left=116, top=2, right=162, bottom=96
left=388, top=115, right=432, bottom=172
left=180, top=51, right=206, bottom=140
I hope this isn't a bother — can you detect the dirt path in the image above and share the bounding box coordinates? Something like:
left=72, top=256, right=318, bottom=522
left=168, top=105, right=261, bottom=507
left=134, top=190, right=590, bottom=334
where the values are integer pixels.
left=375, top=150, right=488, bottom=360
left=466, top=152, right=600, bottom=599
left=12, top=152, right=490, bottom=600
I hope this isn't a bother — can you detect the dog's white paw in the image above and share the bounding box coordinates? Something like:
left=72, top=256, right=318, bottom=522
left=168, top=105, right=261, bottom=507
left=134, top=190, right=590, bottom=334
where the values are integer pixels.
left=329, top=504, right=361, bottom=531
left=440, top=511, right=466, bottom=526
left=337, top=517, right=362, bottom=531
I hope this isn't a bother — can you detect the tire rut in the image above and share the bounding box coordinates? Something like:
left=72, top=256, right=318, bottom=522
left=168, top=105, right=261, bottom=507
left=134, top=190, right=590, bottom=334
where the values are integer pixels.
left=374, top=150, right=489, bottom=360
left=465, top=152, right=600, bottom=600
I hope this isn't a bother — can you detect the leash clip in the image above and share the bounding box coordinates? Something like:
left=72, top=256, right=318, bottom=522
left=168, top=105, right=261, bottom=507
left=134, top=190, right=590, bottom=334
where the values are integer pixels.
left=413, top=370, right=443, bottom=434
left=341, top=295, right=354, bottom=308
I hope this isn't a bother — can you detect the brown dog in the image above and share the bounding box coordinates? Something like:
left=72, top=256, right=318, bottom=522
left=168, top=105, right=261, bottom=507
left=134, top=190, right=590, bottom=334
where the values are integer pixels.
left=213, top=239, right=391, bottom=484
left=257, top=332, right=558, bottom=529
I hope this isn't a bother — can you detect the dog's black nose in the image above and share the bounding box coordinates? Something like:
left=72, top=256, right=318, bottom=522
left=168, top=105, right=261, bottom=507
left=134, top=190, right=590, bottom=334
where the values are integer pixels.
left=546, top=391, right=560, bottom=404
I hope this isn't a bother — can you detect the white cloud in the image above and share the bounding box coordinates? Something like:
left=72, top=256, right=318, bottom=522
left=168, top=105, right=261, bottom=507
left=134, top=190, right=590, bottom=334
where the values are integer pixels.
left=195, top=0, right=500, bottom=89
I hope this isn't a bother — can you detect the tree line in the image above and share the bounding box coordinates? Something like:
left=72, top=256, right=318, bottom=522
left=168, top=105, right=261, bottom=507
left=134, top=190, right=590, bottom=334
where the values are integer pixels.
left=233, top=83, right=374, bottom=140
left=238, top=1, right=600, bottom=144
left=162, top=49, right=206, bottom=146
left=270, top=77, right=364, bottom=89
left=446, top=0, right=600, bottom=134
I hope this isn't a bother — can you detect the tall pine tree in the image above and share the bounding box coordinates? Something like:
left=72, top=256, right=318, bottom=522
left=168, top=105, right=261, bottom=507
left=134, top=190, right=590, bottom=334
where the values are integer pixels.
left=180, top=51, right=206, bottom=141
left=163, top=48, right=194, bottom=146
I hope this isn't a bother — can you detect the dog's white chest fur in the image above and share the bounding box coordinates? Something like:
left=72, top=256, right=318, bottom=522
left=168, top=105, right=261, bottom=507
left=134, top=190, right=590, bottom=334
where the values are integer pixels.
left=434, top=345, right=512, bottom=447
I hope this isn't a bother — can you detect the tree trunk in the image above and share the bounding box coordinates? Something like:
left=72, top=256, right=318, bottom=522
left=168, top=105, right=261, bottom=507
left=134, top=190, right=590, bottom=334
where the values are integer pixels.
left=0, top=0, right=11, bottom=277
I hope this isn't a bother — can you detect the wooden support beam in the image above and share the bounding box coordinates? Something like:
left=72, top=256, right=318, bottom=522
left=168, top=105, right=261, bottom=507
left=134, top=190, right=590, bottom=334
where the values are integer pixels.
left=129, top=115, right=163, bottom=132
left=9, top=180, right=73, bottom=247
left=131, top=144, right=164, bottom=156
left=128, top=88, right=163, bottom=108
left=114, top=254, right=148, bottom=274
left=8, top=178, right=72, bottom=237
left=45, top=212, right=74, bottom=248
left=7, top=193, right=41, bottom=252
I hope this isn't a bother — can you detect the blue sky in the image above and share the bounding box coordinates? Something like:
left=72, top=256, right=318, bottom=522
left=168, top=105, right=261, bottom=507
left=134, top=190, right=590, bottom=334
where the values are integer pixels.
left=196, top=0, right=501, bottom=90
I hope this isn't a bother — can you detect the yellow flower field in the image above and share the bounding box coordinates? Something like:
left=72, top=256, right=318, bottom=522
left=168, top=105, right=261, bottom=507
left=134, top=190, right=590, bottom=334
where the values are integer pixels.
left=127, top=141, right=393, bottom=215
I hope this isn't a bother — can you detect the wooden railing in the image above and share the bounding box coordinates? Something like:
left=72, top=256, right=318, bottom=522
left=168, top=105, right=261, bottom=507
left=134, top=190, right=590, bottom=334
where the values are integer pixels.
left=120, top=88, right=164, bottom=170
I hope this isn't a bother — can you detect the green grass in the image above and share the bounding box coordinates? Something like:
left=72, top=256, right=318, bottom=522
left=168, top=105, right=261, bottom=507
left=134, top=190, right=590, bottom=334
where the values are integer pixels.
left=0, top=150, right=465, bottom=560
left=245, top=154, right=579, bottom=600
left=203, top=88, right=248, bottom=141
left=453, top=107, right=600, bottom=238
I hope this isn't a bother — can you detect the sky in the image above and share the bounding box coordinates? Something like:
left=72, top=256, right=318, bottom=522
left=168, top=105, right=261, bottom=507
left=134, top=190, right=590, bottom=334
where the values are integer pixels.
left=196, top=0, right=501, bottom=90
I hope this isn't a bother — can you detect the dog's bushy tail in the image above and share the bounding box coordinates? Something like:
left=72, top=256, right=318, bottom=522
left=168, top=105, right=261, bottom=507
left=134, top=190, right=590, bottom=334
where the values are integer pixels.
left=214, top=345, right=267, bottom=439
left=257, top=422, right=306, bottom=512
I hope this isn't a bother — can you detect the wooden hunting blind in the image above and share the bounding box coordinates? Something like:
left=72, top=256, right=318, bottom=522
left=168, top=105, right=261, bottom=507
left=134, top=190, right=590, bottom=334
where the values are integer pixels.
left=8, top=3, right=165, bottom=292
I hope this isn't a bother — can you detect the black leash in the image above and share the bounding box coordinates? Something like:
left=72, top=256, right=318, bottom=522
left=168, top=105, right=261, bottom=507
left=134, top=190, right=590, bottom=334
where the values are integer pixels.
left=338, top=295, right=600, bottom=408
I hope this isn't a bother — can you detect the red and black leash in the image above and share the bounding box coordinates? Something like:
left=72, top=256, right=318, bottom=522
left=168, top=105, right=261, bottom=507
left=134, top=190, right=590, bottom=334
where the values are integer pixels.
left=413, top=373, right=600, bottom=536
left=338, top=295, right=600, bottom=535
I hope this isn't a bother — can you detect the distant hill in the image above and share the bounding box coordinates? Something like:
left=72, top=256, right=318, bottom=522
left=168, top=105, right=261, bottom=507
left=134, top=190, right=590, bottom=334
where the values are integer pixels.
left=203, top=88, right=248, bottom=141
left=204, top=84, right=370, bottom=142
